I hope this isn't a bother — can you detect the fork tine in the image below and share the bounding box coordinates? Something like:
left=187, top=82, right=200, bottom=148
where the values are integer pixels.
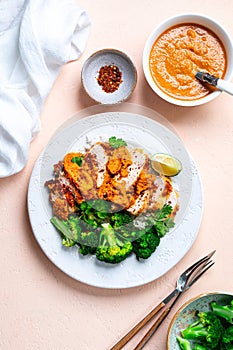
left=132, top=260, right=215, bottom=350
left=185, top=255, right=215, bottom=285
left=205, top=250, right=216, bottom=259
left=182, top=250, right=216, bottom=279
left=110, top=253, right=215, bottom=350
left=187, top=260, right=215, bottom=289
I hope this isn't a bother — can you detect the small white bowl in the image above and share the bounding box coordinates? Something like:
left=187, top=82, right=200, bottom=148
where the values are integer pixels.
left=81, top=49, right=137, bottom=104
left=143, top=13, right=233, bottom=106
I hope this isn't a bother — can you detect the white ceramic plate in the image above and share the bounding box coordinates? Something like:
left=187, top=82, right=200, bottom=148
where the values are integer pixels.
left=27, top=111, right=203, bottom=289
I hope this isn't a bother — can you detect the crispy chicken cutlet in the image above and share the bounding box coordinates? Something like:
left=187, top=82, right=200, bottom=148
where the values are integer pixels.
left=45, top=140, right=179, bottom=220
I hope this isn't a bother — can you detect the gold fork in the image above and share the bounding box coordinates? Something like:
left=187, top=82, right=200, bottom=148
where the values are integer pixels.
left=110, top=250, right=215, bottom=350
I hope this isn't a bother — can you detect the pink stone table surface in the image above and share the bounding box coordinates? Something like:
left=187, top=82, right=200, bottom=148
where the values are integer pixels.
left=1, top=1, right=233, bottom=349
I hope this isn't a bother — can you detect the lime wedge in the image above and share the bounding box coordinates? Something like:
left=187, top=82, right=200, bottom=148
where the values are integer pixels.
left=150, top=153, right=182, bottom=177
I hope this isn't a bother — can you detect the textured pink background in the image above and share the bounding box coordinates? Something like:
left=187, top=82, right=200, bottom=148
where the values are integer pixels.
left=1, top=1, right=233, bottom=349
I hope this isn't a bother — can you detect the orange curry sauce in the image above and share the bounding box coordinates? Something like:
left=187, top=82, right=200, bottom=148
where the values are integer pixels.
left=149, top=23, right=227, bottom=100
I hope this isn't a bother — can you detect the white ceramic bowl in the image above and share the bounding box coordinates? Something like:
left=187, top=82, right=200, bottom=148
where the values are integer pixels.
left=143, top=13, right=233, bottom=106
left=81, top=49, right=137, bottom=104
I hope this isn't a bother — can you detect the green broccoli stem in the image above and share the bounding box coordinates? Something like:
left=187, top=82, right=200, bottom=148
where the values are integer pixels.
left=181, top=321, right=208, bottom=339
left=193, top=344, right=207, bottom=350
left=176, top=335, right=192, bottom=350
left=100, top=223, right=123, bottom=246
left=51, top=216, right=72, bottom=239
left=211, top=301, right=233, bottom=324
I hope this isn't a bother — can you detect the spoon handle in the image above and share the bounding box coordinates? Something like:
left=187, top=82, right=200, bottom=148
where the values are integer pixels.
left=217, top=79, right=233, bottom=95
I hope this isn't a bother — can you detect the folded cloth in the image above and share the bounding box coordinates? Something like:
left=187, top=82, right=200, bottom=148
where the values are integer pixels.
left=0, top=0, right=91, bottom=178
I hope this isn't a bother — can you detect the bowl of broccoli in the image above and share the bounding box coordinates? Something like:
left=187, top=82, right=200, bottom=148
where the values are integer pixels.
left=167, top=292, right=233, bottom=350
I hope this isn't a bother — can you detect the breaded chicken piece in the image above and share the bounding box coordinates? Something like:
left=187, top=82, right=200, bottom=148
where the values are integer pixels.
left=116, top=147, right=149, bottom=189
left=63, top=152, right=83, bottom=187
left=52, top=197, right=72, bottom=221
left=99, top=146, right=151, bottom=210
left=135, top=172, right=157, bottom=195
left=98, top=175, right=133, bottom=209
left=46, top=141, right=179, bottom=220
left=45, top=163, right=77, bottom=220
left=126, top=190, right=151, bottom=215
left=89, top=142, right=109, bottom=188
left=107, top=146, right=132, bottom=176
left=149, top=175, right=178, bottom=211
left=77, top=152, right=99, bottom=201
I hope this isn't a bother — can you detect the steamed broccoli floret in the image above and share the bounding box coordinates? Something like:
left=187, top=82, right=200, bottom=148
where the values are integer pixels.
left=51, top=215, right=98, bottom=253
left=220, top=344, right=233, bottom=350
left=51, top=215, right=81, bottom=247
left=132, top=226, right=160, bottom=260
left=211, top=300, right=233, bottom=324
left=110, top=211, right=133, bottom=228
left=176, top=337, right=208, bottom=350
left=181, top=311, right=224, bottom=349
left=222, top=326, right=233, bottom=349
left=176, top=335, right=192, bottom=350
left=78, top=231, right=99, bottom=255
left=193, top=344, right=208, bottom=350
left=177, top=340, right=207, bottom=350
left=96, top=223, right=133, bottom=264
left=79, top=200, right=110, bottom=228
left=220, top=342, right=233, bottom=350
left=224, top=344, right=233, bottom=350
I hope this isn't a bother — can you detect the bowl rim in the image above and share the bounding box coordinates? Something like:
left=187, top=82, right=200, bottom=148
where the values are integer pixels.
left=81, top=48, right=137, bottom=105
left=143, top=12, right=233, bottom=107
left=166, top=290, right=233, bottom=350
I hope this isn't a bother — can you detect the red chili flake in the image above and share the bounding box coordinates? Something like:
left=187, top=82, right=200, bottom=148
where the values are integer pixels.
left=97, top=65, right=123, bottom=93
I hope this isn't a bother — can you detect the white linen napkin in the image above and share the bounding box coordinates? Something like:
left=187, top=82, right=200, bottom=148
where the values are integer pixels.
left=0, top=0, right=91, bottom=178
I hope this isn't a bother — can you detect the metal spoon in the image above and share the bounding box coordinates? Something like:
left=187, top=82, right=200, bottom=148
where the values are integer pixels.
left=196, top=71, right=233, bottom=96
